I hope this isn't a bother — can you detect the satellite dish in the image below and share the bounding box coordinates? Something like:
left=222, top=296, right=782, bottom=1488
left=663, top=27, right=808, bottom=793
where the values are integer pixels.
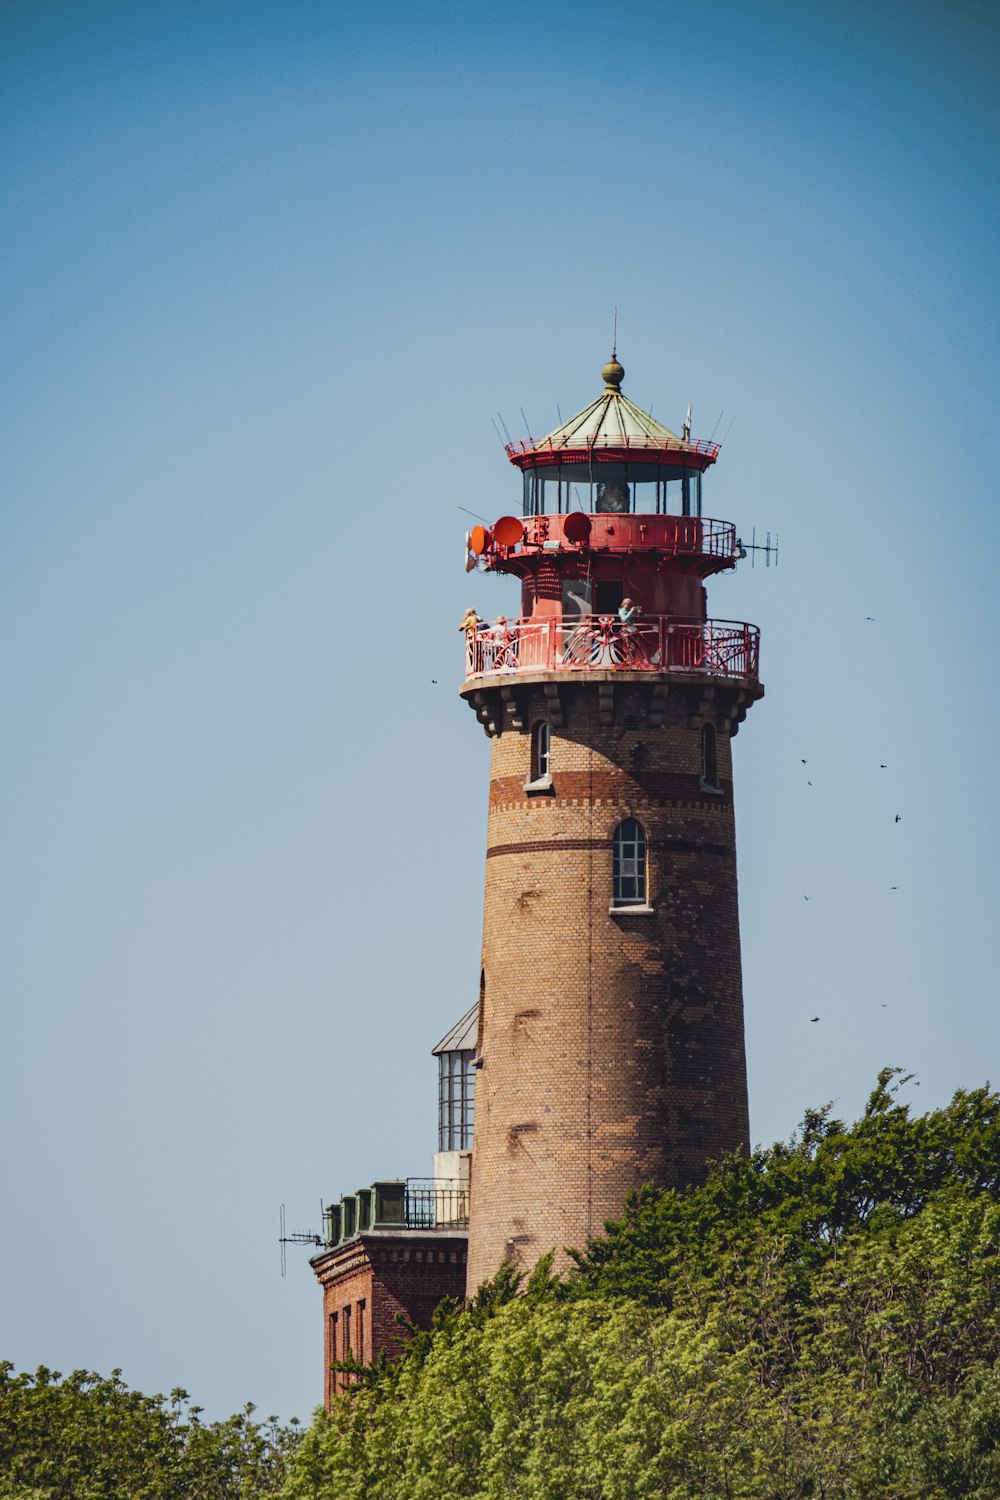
left=563, top=512, right=592, bottom=544
left=492, top=515, right=524, bottom=547
left=469, top=524, right=489, bottom=555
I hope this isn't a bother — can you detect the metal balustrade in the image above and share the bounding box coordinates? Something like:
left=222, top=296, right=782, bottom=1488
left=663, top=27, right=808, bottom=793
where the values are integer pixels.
left=516, top=514, right=736, bottom=558
left=464, top=615, right=760, bottom=682
left=404, top=1178, right=470, bottom=1230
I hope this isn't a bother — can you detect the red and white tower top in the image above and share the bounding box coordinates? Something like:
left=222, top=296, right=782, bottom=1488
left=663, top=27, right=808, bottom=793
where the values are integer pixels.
left=462, top=354, right=759, bottom=688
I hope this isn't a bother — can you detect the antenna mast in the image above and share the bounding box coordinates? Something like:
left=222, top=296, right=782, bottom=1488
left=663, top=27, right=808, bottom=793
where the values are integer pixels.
left=279, top=1203, right=322, bottom=1277
left=739, top=526, right=780, bottom=568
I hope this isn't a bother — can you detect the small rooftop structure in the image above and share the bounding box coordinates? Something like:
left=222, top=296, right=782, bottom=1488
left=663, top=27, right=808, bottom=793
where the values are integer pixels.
left=432, top=1002, right=478, bottom=1055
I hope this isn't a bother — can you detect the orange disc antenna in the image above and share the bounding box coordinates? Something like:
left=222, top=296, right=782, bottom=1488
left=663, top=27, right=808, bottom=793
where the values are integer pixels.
left=469, top=524, right=489, bottom=555
left=492, top=515, right=525, bottom=547
left=563, top=511, right=592, bottom=544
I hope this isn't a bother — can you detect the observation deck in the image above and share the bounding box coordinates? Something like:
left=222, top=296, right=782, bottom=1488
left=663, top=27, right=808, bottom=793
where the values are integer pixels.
left=464, top=614, right=760, bottom=683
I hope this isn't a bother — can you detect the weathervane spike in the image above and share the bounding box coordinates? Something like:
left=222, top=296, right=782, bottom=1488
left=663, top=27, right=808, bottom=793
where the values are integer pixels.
left=612, top=307, right=617, bottom=359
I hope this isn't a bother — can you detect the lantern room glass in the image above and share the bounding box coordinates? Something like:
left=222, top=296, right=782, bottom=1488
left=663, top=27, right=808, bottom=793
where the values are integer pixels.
left=522, top=463, right=702, bottom=518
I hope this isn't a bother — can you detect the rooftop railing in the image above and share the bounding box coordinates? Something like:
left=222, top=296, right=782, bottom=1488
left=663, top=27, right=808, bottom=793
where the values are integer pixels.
left=404, top=1179, right=470, bottom=1230
left=464, top=615, right=760, bottom=682
left=321, top=1178, right=470, bottom=1247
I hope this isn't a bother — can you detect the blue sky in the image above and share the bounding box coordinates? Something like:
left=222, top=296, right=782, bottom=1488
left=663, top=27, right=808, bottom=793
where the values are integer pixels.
left=2, top=0, right=998, bottom=1422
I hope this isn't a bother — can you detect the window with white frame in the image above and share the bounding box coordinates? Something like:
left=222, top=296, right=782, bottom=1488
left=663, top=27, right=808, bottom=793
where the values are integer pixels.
left=612, top=819, right=647, bottom=906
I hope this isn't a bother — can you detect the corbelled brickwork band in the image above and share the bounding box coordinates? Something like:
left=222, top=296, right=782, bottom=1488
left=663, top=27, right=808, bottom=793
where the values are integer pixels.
left=488, top=770, right=734, bottom=808
left=462, top=673, right=760, bottom=1290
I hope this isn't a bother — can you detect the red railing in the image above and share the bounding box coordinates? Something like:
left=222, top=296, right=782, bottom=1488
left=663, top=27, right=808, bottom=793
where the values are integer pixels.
left=517, top=513, right=736, bottom=559
left=464, top=616, right=759, bottom=681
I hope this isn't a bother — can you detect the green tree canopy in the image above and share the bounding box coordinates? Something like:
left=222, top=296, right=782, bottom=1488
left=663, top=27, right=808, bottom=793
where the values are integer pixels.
left=285, top=1072, right=1000, bottom=1500
left=0, top=1363, right=300, bottom=1500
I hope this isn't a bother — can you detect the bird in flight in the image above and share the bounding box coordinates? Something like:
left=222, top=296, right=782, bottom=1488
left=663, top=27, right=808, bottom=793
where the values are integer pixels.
left=895, top=814, right=901, bottom=823
left=803, top=894, right=810, bottom=901
left=810, top=1016, right=820, bottom=1023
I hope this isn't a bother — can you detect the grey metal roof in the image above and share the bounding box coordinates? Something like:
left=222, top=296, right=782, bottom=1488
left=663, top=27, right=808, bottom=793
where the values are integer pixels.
left=538, top=385, right=683, bottom=452
left=432, top=1002, right=479, bottom=1055
left=505, top=356, right=717, bottom=465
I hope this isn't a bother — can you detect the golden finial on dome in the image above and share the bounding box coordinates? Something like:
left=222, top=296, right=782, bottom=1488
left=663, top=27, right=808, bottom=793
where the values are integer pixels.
left=602, top=354, right=625, bottom=390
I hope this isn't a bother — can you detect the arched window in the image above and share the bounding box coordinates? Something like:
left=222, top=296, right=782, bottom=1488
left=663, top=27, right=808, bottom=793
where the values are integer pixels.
left=612, top=819, right=647, bottom=907
left=701, top=723, right=719, bottom=790
left=531, top=722, right=550, bottom=780
left=526, top=722, right=552, bottom=792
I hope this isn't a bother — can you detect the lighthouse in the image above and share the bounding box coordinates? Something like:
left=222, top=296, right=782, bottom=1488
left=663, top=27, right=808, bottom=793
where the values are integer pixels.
left=461, top=354, right=763, bottom=1288
left=306, top=352, right=764, bottom=1398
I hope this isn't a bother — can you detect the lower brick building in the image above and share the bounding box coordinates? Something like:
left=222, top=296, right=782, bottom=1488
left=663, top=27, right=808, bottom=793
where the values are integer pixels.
left=309, top=1008, right=476, bottom=1399
left=311, top=1211, right=468, bottom=1401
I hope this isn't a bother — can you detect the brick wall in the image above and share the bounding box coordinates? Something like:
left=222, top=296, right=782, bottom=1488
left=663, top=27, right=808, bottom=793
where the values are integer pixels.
left=466, top=676, right=755, bottom=1289
left=312, top=1233, right=468, bottom=1403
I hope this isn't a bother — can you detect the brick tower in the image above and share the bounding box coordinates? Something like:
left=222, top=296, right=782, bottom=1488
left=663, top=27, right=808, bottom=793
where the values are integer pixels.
left=461, top=354, right=763, bottom=1289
